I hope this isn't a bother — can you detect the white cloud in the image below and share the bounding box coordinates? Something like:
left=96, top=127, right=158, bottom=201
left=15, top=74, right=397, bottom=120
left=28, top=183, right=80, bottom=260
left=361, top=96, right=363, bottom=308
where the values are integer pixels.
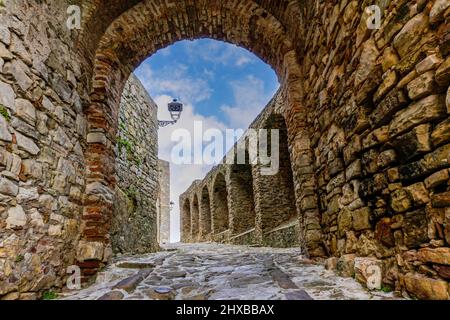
left=134, top=41, right=278, bottom=242
left=183, top=40, right=254, bottom=67
left=221, top=75, right=277, bottom=129
left=154, top=94, right=227, bottom=242
left=136, top=63, right=213, bottom=104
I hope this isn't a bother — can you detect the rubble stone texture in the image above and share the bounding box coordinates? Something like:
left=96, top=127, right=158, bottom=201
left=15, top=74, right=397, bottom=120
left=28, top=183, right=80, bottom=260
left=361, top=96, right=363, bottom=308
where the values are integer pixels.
left=112, top=74, right=160, bottom=256
left=0, top=0, right=449, bottom=300
left=157, top=160, right=170, bottom=244
left=60, top=243, right=398, bottom=301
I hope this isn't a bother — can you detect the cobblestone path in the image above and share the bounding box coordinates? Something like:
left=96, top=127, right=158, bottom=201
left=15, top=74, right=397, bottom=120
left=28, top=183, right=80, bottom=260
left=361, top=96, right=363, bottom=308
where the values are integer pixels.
left=60, top=243, right=397, bottom=300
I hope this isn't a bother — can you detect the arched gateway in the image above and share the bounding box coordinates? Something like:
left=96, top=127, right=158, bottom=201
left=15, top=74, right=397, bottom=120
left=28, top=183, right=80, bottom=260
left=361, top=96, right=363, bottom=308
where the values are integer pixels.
left=79, top=0, right=316, bottom=277
left=2, top=0, right=447, bottom=299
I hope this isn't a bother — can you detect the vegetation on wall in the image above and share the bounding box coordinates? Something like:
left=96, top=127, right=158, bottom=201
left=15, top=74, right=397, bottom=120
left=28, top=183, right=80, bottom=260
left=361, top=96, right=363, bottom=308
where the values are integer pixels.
left=0, top=104, right=11, bottom=122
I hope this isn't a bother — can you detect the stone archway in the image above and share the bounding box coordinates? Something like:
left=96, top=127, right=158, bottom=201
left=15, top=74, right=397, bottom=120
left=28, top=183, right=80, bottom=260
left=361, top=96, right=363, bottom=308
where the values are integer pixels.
left=228, top=159, right=256, bottom=235
left=212, top=172, right=230, bottom=235
left=182, top=199, right=191, bottom=243
left=200, top=186, right=212, bottom=240
left=77, top=0, right=314, bottom=277
left=254, top=114, right=298, bottom=247
left=191, top=195, right=200, bottom=241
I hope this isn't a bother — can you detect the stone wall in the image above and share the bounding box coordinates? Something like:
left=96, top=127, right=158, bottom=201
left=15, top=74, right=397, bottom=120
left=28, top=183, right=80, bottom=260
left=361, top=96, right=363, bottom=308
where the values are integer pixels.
left=0, top=0, right=448, bottom=300
left=180, top=0, right=450, bottom=299
left=0, top=1, right=90, bottom=299
left=157, top=159, right=170, bottom=244
left=111, top=74, right=159, bottom=255
left=180, top=91, right=301, bottom=248
left=300, top=0, right=450, bottom=300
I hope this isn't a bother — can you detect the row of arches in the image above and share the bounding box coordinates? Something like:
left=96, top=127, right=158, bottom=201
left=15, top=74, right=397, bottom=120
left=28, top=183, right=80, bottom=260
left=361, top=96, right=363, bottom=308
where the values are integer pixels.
left=72, top=0, right=322, bottom=275
left=181, top=114, right=299, bottom=246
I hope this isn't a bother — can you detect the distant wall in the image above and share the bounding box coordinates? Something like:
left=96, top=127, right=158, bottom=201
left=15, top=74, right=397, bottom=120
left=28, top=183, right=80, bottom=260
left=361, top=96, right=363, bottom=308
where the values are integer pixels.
left=111, top=74, right=159, bottom=255
left=158, top=159, right=170, bottom=244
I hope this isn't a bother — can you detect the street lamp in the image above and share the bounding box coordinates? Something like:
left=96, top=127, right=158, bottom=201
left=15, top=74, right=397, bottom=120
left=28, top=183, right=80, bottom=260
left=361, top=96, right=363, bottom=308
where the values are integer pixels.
left=158, top=99, right=183, bottom=127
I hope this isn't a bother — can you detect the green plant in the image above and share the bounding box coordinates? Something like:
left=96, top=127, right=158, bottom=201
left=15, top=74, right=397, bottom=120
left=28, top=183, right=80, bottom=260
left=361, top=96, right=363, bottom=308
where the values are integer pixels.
left=134, top=157, right=142, bottom=166
left=380, top=285, right=393, bottom=293
left=117, top=136, right=133, bottom=155
left=15, top=255, right=24, bottom=263
left=0, top=104, right=11, bottom=122
left=42, top=290, right=58, bottom=300
left=126, top=186, right=138, bottom=199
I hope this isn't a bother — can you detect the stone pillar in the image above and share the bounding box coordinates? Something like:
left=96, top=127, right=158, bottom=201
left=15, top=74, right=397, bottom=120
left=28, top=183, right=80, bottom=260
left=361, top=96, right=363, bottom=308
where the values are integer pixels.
left=158, top=160, right=170, bottom=244
left=191, top=195, right=200, bottom=242
left=227, top=164, right=256, bottom=235
left=200, top=186, right=212, bottom=239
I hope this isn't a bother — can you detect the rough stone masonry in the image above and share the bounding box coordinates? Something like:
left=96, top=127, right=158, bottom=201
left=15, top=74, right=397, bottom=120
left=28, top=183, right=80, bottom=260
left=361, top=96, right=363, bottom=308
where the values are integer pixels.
left=0, top=0, right=449, bottom=300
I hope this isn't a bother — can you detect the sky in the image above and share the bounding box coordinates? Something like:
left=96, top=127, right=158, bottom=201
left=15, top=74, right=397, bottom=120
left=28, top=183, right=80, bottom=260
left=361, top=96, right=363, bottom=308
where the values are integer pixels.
left=134, top=39, right=279, bottom=242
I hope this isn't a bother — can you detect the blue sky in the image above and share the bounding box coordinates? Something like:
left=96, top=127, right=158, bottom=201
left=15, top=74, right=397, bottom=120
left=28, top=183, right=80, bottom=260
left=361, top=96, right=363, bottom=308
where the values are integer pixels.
left=134, top=39, right=279, bottom=242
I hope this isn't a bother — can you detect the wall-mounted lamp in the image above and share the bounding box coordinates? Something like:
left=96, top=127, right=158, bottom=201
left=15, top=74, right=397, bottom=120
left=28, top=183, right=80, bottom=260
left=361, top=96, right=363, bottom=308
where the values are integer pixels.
left=158, top=99, right=183, bottom=127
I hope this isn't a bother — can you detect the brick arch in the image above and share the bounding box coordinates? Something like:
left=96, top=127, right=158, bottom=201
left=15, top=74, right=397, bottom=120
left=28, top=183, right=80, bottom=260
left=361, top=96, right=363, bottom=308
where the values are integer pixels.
left=81, top=0, right=316, bottom=274
left=200, top=186, right=212, bottom=239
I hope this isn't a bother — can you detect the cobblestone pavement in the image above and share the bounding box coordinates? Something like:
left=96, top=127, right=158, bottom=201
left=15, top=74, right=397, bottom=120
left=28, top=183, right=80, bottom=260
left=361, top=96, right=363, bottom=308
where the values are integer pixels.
left=60, top=243, right=398, bottom=300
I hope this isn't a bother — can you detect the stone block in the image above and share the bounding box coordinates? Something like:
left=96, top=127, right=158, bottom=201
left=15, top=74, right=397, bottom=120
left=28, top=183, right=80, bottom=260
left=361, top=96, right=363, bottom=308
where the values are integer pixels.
left=389, top=95, right=446, bottom=137
left=352, top=207, right=371, bottom=231
left=0, top=80, right=15, bottom=112
left=407, top=71, right=437, bottom=101
left=343, top=135, right=361, bottom=165
left=390, top=189, right=412, bottom=213
left=362, top=126, right=389, bottom=150
left=431, top=192, right=450, bottom=208
left=345, top=159, right=362, bottom=180
left=6, top=205, right=27, bottom=229
left=416, top=54, right=443, bottom=74
left=87, top=132, right=107, bottom=145
left=405, top=182, right=430, bottom=207
left=404, top=273, right=449, bottom=300
left=76, top=241, right=104, bottom=262
left=15, top=99, right=36, bottom=125
left=336, top=254, right=356, bottom=278
left=0, top=177, right=18, bottom=196
left=375, top=218, right=395, bottom=247
left=446, top=86, right=450, bottom=113
left=403, top=209, right=429, bottom=248
left=393, top=13, right=429, bottom=58
left=0, top=115, right=12, bottom=142
left=369, top=89, right=407, bottom=128
left=338, top=208, right=352, bottom=237
left=377, top=149, right=396, bottom=169
left=355, top=39, right=379, bottom=87
left=381, top=47, right=399, bottom=72
left=424, top=169, right=449, bottom=189
left=373, top=70, right=397, bottom=103
left=435, top=57, right=450, bottom=86
left=15, top=132, right=40, bottom=155
left=431, top=118, right=450, bottom=147
left=430, top=0, right=450, bottom=25
left=418, top=247, right=450, bottom=265
left=325, top=257, right=338, bottom=271
left=422, top=144, right=450, bottom=172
